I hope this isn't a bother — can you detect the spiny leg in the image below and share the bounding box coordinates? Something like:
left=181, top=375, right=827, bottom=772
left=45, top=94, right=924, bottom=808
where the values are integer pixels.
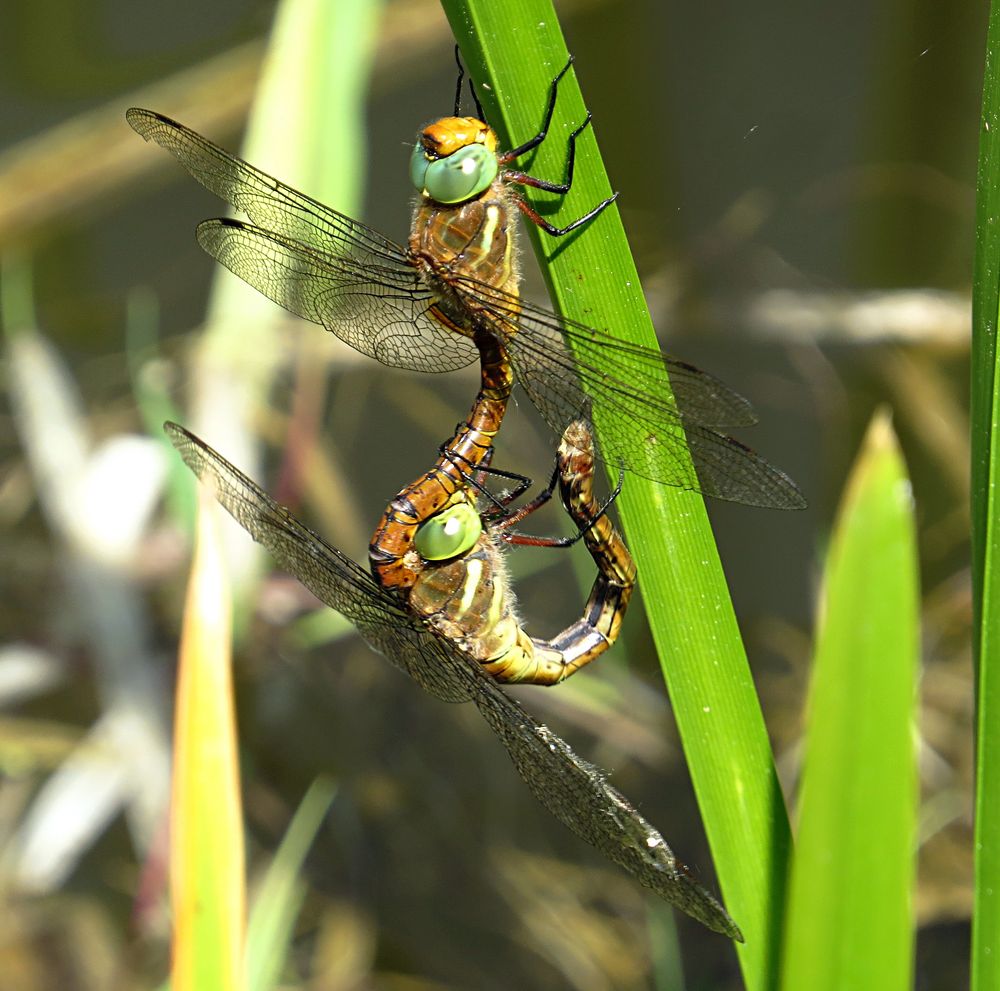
left=440, top=444, right=537, bottom=514
left=496, top=452, right=623, bottom=548
left=496, top=55, right=619, bottom=235
left=498, top=56, right=575, bottom=163
left=452, top=45, right=485, bottom=120
left=513, top=190, right=618, bottom=237
left=441, top=434, right=617, bottom=539
left=503, top=113, right=593, bottom=194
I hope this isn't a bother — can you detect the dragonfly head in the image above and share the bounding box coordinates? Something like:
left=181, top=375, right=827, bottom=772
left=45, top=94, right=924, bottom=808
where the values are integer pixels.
left=410, top=117, right=499, bottom=205
left=413, top=498, right=482, bottom=561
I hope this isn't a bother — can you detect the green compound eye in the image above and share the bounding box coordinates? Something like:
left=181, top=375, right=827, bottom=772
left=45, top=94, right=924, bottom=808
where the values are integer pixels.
left=413, top=502, right=482, bottom=561
left=416, top=143, right=498, bottom=204
left=409, top=143, right=430, bottom=194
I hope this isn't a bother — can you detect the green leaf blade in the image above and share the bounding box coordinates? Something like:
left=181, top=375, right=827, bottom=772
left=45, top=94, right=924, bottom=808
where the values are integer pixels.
left=781, top=411, right=919, bottom=991
left=246, top=778, right=338, bottom=991
left=442, top=1, right=793, bottom=979
left=972, top=3, right=1000, bottom=989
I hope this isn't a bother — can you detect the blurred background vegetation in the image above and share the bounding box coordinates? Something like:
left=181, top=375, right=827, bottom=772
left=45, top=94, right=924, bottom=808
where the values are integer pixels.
left=0, top=0, right=978, bottom=987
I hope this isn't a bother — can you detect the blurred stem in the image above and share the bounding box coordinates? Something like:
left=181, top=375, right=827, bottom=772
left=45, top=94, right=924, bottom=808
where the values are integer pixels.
left=972, top=2, right=1000, bottom=988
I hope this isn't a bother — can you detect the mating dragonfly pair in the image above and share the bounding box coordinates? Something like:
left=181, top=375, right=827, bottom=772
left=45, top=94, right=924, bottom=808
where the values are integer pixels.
left=130, top=55, right=803, bottom=942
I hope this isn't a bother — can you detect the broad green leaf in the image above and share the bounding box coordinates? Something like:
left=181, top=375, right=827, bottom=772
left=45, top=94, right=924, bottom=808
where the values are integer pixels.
left=781, top=411, right=918, bottom=991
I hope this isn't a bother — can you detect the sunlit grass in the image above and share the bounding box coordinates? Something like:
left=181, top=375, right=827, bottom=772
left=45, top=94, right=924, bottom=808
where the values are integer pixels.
left=444, top=0, right=790, bottom=980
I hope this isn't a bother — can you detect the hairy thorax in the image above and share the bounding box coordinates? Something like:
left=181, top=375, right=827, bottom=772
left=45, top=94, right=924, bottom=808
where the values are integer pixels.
left=407, top=535, right=526, bottom=664
left=409, top=182, right=521, bottom=333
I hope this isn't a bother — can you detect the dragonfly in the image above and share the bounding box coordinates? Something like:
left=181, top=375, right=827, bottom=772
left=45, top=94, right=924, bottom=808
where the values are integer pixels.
left=383, top=416, right=636, bottom=684
left=127, top=56, right=805, bottom=510
left=166, top=416, right=742, bottom=939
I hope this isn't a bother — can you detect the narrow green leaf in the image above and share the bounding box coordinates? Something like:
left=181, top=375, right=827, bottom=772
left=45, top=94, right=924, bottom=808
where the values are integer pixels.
left=246, top=778, right=338, bottom=991
left=973, top=4, right=1000, bottom=988
left=780, top=411, right=918, bottom=991
left=442, top=0, right=792, bottom=976
left=124, top=288, right=195, bottom=531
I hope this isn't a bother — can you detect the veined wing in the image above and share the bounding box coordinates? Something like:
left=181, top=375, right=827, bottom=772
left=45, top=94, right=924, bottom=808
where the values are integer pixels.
left=130, top=108, right=803, bottom=505
left=196, top=219, right=476, bottom=372
left=452, top=277, right=806, bottom=509
left=127, top=108, right=403, bottom=267
left=127, top=108, right=476, bottom=373
left=166, top=422, right=474, bottom=702
left=165, top=423, right=742, bottom=939
left=474, top=687, right=742, bottom=940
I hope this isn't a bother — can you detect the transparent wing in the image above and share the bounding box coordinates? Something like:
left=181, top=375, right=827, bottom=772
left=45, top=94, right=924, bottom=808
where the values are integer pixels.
left=452, top=278, right=806, bottom=509
left=165, top=423, right=741, bottom=938
left=131, top=107, right=801, bottom=508
left=474, top=690, right=742, bottom=940
left=166, top=422, right=474, bottom=702
left=196, top=219, right=475, bottom=371
left=127, top=108, right=476, bottom=373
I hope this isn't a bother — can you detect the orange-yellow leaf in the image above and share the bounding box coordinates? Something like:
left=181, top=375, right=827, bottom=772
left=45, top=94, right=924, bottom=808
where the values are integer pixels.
left=171, top=486, right=245, bottom=991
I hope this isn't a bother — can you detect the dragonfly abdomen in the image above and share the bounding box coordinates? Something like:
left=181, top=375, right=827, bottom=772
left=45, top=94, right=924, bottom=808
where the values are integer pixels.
left=499, top=421, right=637, bottom=686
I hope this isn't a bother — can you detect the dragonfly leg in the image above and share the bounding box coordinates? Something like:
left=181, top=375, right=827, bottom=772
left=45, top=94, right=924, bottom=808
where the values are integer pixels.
left=452, top=45, right=486, bottom=120
left=512, top=190, right=619, bottom=237
left=443, top=439, right=619, bottom=539
left=498, top=56, right=575, bottom=163
left=502, top=112, right=593, bottom=195
left=440, top=444, right=540, bottom=514
left=499, top=455, right=624, bottom=547
left=494, top=53, right=618, bottom=233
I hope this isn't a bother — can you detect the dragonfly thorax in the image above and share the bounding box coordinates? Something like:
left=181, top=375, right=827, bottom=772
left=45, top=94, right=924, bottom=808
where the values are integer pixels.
left=409, top=194, right=519, bottom=302
left=408, top=534, right=527, bottom=664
